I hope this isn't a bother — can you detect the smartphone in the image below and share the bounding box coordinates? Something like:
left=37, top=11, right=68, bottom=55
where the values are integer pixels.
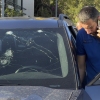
left=98, top=19, right=100, bottom=29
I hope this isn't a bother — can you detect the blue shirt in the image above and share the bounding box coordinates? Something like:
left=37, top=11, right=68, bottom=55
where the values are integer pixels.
left=76, top=28, right=100, bottom=84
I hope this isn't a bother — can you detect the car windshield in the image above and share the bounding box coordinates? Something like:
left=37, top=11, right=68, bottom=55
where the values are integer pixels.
left=0, top=28, right=69, bottom=80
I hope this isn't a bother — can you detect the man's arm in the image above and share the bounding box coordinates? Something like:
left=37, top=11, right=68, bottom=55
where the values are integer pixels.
left=77, top=55, right=86, bottom=83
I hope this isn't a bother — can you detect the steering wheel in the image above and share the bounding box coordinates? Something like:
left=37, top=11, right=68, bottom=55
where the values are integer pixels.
left=15, top=65, right=47, bottom=73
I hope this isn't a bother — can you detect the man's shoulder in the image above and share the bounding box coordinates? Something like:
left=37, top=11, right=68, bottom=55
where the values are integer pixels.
left=78, top=28, right=86, bottom=34
left=76, top=28, right=91, bottom=42
left=76, top=28, right=86, bottom=38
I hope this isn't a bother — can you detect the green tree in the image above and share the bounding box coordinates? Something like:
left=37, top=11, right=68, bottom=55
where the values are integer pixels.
left=57, top=0, right=100, bottom=24
left=35, top=0, right=100, bottom=23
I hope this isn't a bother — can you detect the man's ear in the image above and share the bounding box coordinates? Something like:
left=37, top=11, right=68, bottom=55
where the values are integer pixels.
left=76, top=22, right=82, bottom=30
left=98, top=16, right=100, bottom=20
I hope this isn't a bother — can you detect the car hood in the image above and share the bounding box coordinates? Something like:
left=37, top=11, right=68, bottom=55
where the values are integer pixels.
left=0, top=86, right=91, bottom=100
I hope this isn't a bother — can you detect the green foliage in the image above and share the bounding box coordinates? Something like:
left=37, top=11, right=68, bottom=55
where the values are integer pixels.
left=54, top=0, right=100, bottom=24
left=36, top=6, right=52, bottom=17
left=5, top=0, right=100, bottom=24
left=5, top=7, right=23, bottom=17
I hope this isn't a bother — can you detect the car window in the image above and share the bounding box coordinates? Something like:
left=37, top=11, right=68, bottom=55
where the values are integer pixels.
left=0, top=28, right=77, bottom=89
left=0, top=28, right=68, bottom=78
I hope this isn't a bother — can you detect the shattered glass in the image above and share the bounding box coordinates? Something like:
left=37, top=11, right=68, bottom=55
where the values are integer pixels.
left=0, top=28, right=68, bottom=79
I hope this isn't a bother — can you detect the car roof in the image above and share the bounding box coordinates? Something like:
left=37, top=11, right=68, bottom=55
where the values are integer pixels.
left=0, top=17, right=59, bottom=29
left=0, top=15, right=75, bottom=29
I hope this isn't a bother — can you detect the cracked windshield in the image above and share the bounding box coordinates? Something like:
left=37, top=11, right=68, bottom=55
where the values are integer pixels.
left=0, top=29, right=68, bottom=79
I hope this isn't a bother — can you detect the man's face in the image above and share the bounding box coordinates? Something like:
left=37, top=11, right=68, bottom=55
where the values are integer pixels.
left=81, top=19, right=97, bottom=34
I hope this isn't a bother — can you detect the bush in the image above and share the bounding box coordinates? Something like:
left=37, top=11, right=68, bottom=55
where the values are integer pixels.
left=5, top=7, right=23, bottom=17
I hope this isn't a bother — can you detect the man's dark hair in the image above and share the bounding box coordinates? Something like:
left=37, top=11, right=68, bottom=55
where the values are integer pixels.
left=78, top=6, right=99, bottom=23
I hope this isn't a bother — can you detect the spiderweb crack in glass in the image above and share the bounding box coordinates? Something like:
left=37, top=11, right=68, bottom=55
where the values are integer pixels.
left=0, top=30, right=60, bottom=75
left=6, top=31, right=16, bottom=37
left=0, top=49, right=13, bottom=66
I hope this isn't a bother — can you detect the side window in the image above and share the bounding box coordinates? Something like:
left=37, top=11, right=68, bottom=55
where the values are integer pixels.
left=68, top=26, right=78, bottom=39
left=67, top=26, right=77, bottom=59
left=71, top=35, right=76, bottom=58
left=68, top=26, right=80, bottom=80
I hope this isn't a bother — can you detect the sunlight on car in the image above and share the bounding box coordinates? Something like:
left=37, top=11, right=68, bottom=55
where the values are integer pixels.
left=6, top=31, right=13, bottom=35
left=37, top=30, right=43, bottom=33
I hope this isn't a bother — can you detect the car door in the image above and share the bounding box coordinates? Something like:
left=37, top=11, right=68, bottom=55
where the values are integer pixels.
left=85, top=73, right=100, bottom=100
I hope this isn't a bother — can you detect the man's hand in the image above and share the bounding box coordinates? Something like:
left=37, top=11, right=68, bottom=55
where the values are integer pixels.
left=97, top=29, right=100, bottom=37
left=97, top=16, right=100, bottom=37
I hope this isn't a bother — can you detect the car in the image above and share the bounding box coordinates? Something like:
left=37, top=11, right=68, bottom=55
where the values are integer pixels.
left=0, top=14, right=99, bottom=100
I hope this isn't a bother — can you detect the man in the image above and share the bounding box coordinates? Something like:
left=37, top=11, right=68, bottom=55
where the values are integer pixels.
left=76, top=6, right=100, bottom=85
